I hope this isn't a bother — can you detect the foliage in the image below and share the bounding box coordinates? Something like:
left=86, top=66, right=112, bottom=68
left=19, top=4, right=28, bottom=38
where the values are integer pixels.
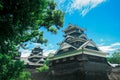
left=37, top=57, right=50, bottom=72
left=0, top=3, right=3, bottom=10
left=107, top=50, right=120, bottom=64
left=0, top=54, right=25, bottom=80
left=15, top=71, right=31, bottom=80
left=37, top=65, right=49, bottom=72
left=0, top=0, right=64, bottom=79
left=44, top=58, right=50, bottom=66
left=0, top=0, right=64, bottom=55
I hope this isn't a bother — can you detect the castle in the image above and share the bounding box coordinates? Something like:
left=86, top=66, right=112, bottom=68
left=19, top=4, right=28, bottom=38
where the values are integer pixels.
left=49, top=24, right=111, bottom=80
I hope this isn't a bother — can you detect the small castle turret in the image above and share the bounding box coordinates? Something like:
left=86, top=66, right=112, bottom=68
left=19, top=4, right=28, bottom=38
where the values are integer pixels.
left=27, top=46, right=45, bottom=68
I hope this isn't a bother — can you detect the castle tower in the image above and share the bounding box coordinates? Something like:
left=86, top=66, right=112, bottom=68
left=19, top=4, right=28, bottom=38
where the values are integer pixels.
left=49, top=24, right=111, bottom=80
left=27, top=46, right=45, bottom=68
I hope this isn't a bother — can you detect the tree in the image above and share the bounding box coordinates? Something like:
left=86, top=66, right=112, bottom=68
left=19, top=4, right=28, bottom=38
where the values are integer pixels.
left=37, top=57, right=50, bottom=72
left=0, top=54, right=25, bottom=80
left=15, top=71, right=31, bottom=80
left=0, top=0, right=64, bottom=80
left=107, top=50, right=120, bottom=64
left=37, top=64, right=49, bottom=72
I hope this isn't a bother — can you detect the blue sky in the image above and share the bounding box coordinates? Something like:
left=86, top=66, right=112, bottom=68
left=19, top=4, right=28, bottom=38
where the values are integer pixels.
left=21, top=0, right=120, bottom=57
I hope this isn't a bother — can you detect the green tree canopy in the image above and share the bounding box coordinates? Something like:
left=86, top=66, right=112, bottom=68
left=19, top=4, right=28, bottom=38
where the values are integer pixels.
left=107, top=50, right=120, bottom=64
left=0, top=0, right=64, bottom=80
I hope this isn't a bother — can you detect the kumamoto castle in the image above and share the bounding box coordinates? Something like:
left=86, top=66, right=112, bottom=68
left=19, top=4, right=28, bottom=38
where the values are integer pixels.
left=24, top=24, right=120, bottom=80
left=48, top=24, right=111, bottom=80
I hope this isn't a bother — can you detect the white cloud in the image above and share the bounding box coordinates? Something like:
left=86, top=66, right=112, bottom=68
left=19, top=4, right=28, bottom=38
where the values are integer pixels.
left=41, top=43, right=57, bottom=56
left=99, top=45, right=116, bottom=52
left=99, top=42, right=120, bottom=53
left=21, top=50, right=31, bottom=57
left=43, top=50, right=56, bottom=56
left=33, top=43, right=41, bottom=47
left=56, top=0, right=106, bottom=16
left=111, top=42, right=120, bottom=47
left=42, top=44, right=55, bottom=50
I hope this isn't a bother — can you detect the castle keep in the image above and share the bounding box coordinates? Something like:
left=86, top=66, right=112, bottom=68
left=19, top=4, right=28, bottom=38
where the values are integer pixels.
left=49, top=24, right=111, bottom=80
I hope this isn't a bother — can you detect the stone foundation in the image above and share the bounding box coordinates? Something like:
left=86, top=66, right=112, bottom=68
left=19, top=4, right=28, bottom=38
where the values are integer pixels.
left=26, top=66, right=120, bottom=80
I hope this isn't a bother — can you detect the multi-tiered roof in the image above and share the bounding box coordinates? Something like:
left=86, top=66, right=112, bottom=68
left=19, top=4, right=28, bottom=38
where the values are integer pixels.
left=27, top=46, right=45, bottom=67
left=49, top=24, right=111, bottom=79
left=50, top=24, right=107, bottom=60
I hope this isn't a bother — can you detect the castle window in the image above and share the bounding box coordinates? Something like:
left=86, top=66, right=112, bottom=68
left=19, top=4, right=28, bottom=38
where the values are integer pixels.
left=85, top=46, right=99, bottom=51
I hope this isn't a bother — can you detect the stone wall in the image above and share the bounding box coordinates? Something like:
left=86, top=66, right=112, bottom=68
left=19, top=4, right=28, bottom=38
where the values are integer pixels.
left=26, top=68, right=49, bottom=80
left=26, top=66, right=120, bottom=80
left=108, top=66, right=120, bottom=80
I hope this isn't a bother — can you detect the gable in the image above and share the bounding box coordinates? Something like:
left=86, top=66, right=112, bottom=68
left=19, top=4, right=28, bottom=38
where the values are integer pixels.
left=78, top=40, right=100, bottom=51
left=84, top=41, right=100, bottom=51
left=60, top=42, right=72, bottom=49
left=60, top=42, right=77, bottom=50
